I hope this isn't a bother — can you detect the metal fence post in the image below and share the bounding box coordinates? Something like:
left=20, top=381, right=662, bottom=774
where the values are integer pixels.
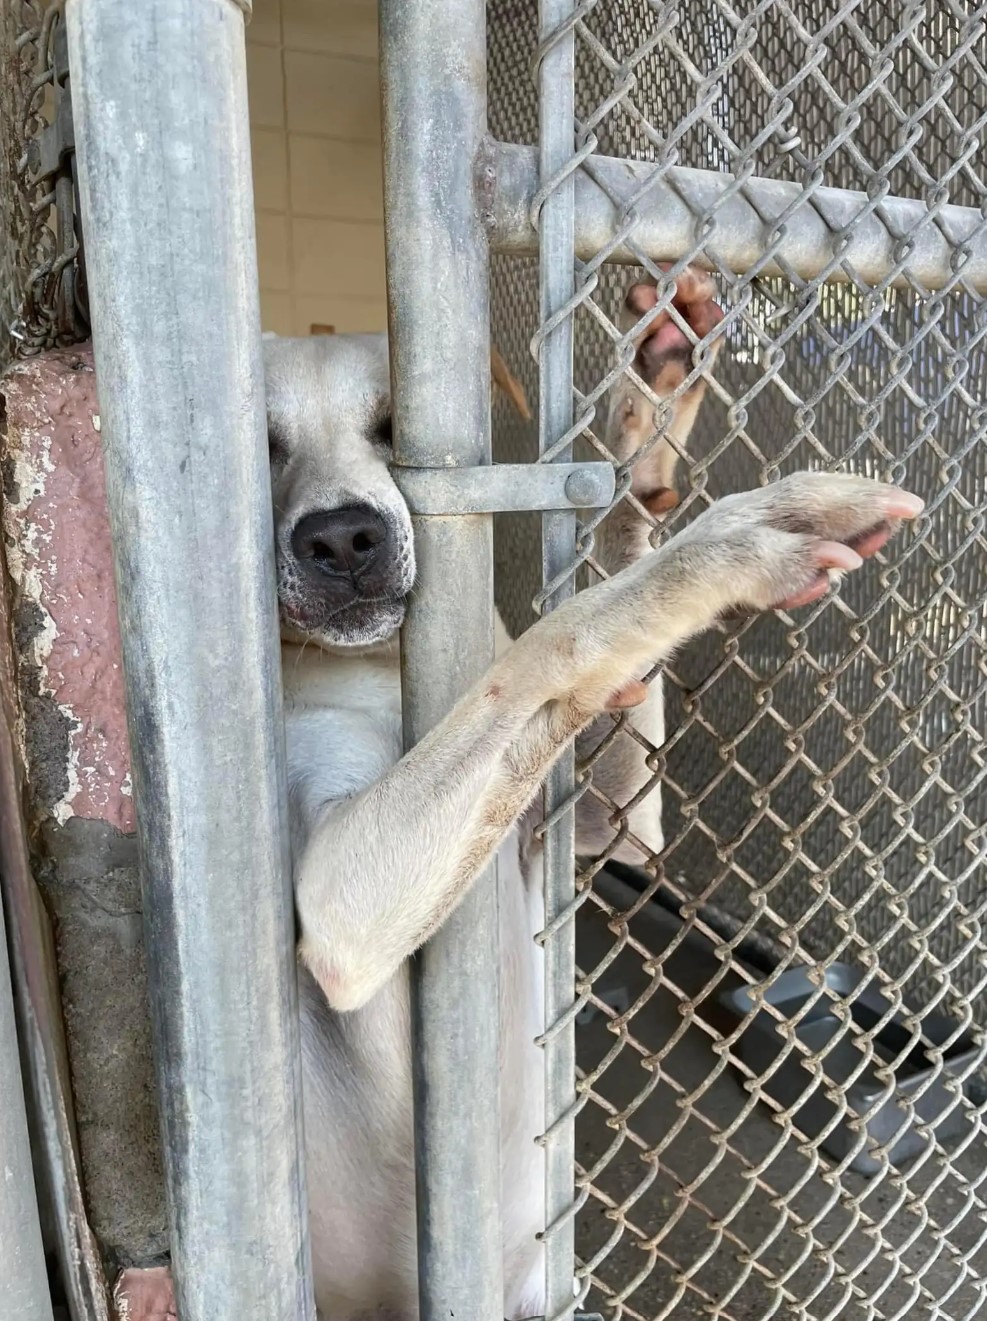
left=0, top=882, right=54, bottom=1321
left=65, top=4, right=315, bottom=1320
left=379, top=1, right=504, bottom=1317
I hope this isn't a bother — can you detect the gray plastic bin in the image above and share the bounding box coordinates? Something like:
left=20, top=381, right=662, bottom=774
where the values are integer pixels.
left=719, top=963, right=980, bottom=1175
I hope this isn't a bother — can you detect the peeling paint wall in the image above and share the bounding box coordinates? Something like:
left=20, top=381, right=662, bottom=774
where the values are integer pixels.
left=2, top=349, right=134, bottom=833
left=1, top=346, right=167, bottom=1272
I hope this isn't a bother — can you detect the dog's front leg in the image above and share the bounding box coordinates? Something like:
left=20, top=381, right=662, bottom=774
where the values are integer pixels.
left=296, top=473, right=920, bottom=1012
left=575, top=266, right=725, bottom=861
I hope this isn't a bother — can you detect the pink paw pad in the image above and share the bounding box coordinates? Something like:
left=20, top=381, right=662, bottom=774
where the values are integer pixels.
left=626, top=269, right=726, bottom=385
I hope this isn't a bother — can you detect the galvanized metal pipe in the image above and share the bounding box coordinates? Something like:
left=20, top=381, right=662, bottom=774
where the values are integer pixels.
left=536, top=5, right=579, bottom=1319
left=0, top=885, right=54, bottom=1321
left=488, top=141, right=987, bottom=293
left=379, top=0, right=503, bottom=1318
left=65, top=4, right=314, bottom=1320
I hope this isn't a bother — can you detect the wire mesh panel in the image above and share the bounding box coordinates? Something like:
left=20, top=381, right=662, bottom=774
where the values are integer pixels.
left=489, top=0, right=987, bottom=1316
left=1, top=0, right=88, bottom=370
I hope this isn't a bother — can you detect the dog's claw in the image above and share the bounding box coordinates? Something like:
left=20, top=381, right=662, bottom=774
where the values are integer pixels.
left=604, top=679, right=649, bottom=710
left=883, top=491, right=925, bottom=519
left=813, top=541, right=865, bottom=573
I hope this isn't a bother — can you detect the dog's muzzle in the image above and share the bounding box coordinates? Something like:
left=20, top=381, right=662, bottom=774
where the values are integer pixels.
left=280, top=503, right=409, bottom=640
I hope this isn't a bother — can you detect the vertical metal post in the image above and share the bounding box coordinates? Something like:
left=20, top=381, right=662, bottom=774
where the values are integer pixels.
left=65, top=5, right=314, bottom=1321
left=0, top=888, right=54, bottom=1321
left=538, top=1, right=578, bottom=1317
left=379, top=1, right=503, bottom=1318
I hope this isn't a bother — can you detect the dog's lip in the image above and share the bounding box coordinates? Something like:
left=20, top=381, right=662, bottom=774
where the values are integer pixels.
left=279, top=594, right=321, bottom=624
left=279, top=591, right=406, bottom=630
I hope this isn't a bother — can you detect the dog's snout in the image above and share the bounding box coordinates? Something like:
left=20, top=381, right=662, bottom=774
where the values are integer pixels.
left=292, top=506, right=388, bottom=577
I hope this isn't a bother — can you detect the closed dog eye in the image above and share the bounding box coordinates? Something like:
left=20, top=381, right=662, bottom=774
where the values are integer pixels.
left=373, top=413, right=393, bottom=447
left=368, top=399, right=392, bottom=447
left=268, top=427, right=290, bottom=466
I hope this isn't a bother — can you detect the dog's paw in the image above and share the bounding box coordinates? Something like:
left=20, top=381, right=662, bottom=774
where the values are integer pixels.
left=671, top=472, right=924, bottom=615
left=623, top=265, right=725, bottom=395
left=610, top=267, right=726, bottom=516
left=534, top=475, right=920, bottom=717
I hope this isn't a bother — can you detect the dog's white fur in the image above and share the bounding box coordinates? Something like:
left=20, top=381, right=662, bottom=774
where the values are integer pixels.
left=261, top=271, right=920, bottom=1319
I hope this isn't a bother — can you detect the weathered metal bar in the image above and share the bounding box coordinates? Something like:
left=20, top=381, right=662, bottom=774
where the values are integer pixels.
left=536, top=4, right=580, bottom=1319
left=379, top=0, right=504, bottom=1318
left=65, top=4, right=314, bottom=1320
left=0, top=869, right=54, bottom=1321
left=393, top=460, right=615, bottom=515
left=488, top=141, right=987, bottom=292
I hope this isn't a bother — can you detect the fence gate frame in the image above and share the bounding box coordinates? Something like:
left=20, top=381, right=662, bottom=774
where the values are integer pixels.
left=380, top=1, right=987, bottom=1320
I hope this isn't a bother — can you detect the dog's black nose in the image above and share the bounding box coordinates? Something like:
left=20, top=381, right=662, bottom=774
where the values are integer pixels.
left=291, top=506, right=388, bottom=577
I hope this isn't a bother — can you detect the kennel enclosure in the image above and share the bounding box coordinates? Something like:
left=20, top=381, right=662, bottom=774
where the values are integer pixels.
left=0, top=0, right=985, bottom=1319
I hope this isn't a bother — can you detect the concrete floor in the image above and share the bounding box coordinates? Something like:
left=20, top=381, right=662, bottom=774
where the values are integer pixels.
left=573, top=881, right=987, bottom=1321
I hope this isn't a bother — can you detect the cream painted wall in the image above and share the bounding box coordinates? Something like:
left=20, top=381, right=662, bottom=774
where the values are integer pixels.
left=245, top=0, right=388, bottom=336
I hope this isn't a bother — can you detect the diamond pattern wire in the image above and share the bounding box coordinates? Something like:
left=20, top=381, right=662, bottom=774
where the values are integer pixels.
left=490, top=1, right=987, bottom=1318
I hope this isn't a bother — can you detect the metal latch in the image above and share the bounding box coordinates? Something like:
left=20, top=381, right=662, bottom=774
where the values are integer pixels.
left=393, top=461, right=616, bottom=515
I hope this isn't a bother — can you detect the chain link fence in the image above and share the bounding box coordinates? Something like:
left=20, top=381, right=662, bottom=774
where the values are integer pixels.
left=489, top=0, right=987, bottom=1316
left=1, top=0, right=88, bottom=372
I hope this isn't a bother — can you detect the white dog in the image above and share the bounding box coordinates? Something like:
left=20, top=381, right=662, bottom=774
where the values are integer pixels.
left=260, top=267, right=921, bottom=1319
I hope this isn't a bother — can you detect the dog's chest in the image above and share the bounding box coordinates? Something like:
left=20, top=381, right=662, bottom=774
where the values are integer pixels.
left=281, top=644, right=404, bottom=842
